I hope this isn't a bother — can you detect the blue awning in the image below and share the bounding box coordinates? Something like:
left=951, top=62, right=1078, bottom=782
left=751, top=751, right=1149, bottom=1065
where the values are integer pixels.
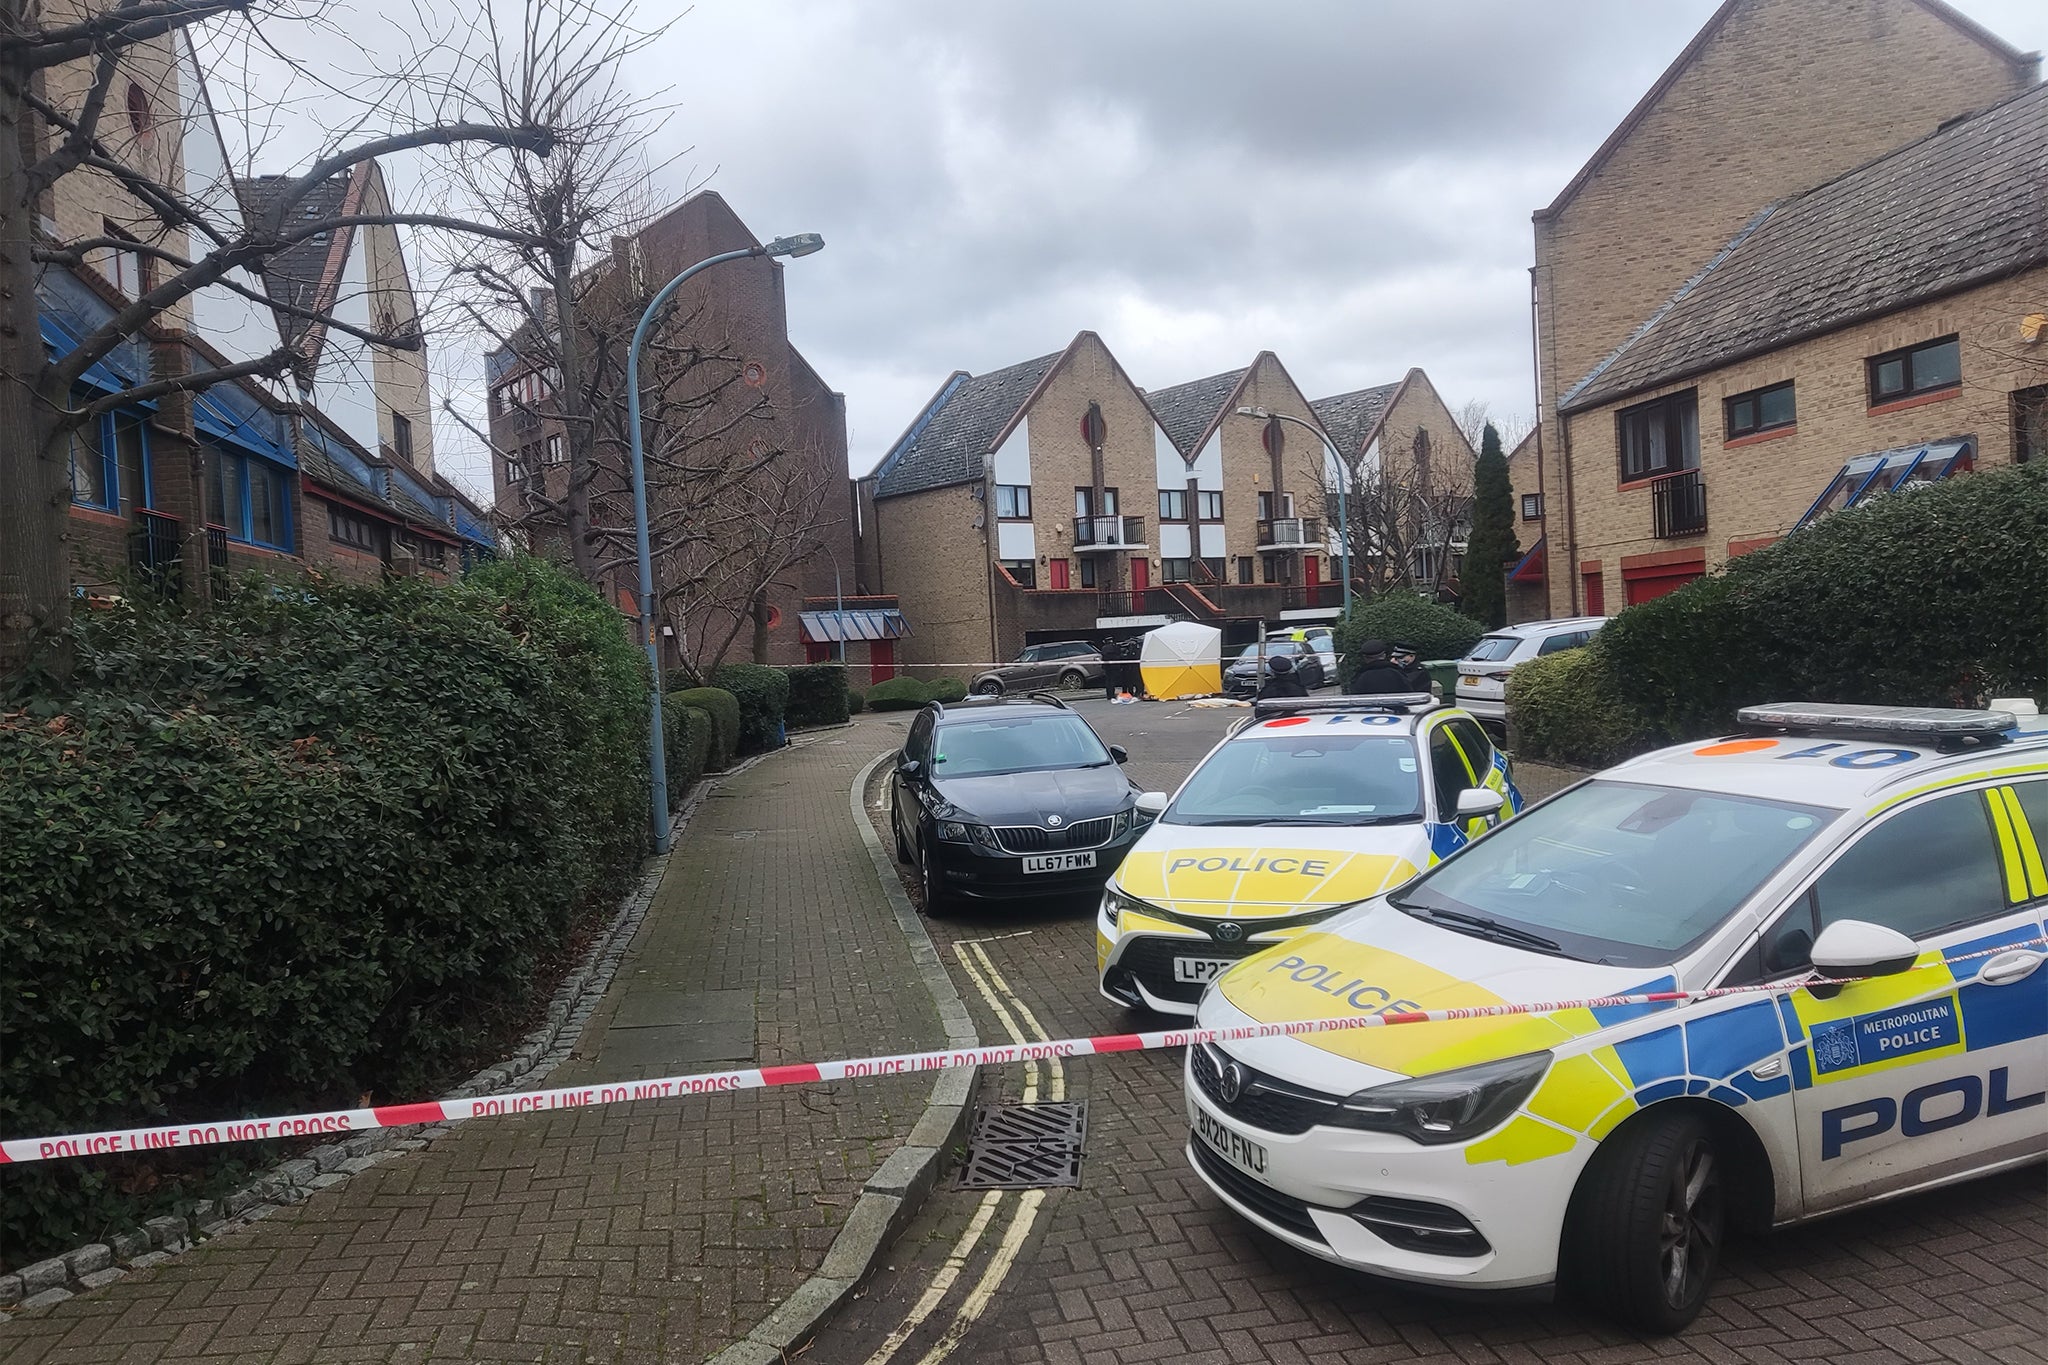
left=1795, top=438, right=1974, bottom=530
left=801, top=609, right=910, bottom=644
left=194, top=386, right=294, bottom=467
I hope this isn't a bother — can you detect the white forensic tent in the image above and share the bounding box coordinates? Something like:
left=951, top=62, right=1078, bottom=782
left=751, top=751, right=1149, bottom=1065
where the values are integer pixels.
left=1138, top=621, right=1222, bottom=699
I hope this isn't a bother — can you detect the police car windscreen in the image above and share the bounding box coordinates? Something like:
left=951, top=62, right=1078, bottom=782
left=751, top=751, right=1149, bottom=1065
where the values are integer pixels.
left=1165, top=735, right=1422, bottom=826
left=931, top=715, right=1112, bottom=778
left=1390, top=781, right=1838, bottom=966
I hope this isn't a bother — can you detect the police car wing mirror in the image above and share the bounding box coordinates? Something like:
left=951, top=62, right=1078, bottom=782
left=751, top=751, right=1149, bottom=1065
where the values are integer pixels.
left=1809, top=919, right=1918, bottom=985
left=1455, top=788, right=1506, bottom=824
left=1136, top=791, right=1170, bottom=819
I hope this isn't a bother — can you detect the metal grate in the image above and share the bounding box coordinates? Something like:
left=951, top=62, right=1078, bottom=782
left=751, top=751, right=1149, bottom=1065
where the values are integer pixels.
left=956, top=1101, right=1087, bottom=1189
left=993, top=817, right=1114, bottom=854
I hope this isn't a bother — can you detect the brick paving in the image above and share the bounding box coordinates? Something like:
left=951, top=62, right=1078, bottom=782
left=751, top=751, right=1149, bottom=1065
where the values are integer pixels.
left=0, top=725, right=941, bottom=1364
left=820, top=698, right=2048, bottom=1365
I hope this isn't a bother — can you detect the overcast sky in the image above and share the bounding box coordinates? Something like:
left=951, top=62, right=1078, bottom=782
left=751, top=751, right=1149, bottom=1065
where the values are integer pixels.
left=412, top=0, right=2048, bottom=498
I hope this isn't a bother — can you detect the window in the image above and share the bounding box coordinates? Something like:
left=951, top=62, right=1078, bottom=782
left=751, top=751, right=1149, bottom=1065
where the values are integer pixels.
left=1236, top=556, right=1254, bottom=585
left=1075, top=487, right=1118, bottom=516
left=1758, top=790, right=2011, bottom=975
left=1617, top=390, right=1699, bottom=481
left=2013, top=385, right=2046, bottom=465
left=207, top=443, right=293, bottom=550
left=1255, top=491, right=1296, bottom=520
left=328, top=503, right=383, bottom=553
left=1724, top=381, right=1795, bottom=439
left=1199, top=557, right=1225, bottom=583
left=995, top=484, right=1032, bottom=519
left=929, top=713, right=1111, bottom=779
left=390, top=413, right=413, bottom=465
left=1428, top=727, right=1477, bottom=813
left=1162, top=734, right=1422, bottom=826
left=1521, top=493, right=1542, bottom=520
left=1078, top=557, right=1099, bottom=589
left=1158, top=489, right=1187, bottom=522
left=1261, top=552, right=1292, bottom=584
left=505, top=451, right=530, bottom=484
left=101, top=221, right=150, bottom=297
left=1161, top=557, right=1192, bottom=582
left=125, top=83, right=153, bottom=141
left=112, top=414, right=147, bottom=510
left=1197, top=490, right=1224, bottom=521
left=1868, top=337, right=1960, bottom=405
left=544, top=433, right=566, bottom=466
left=1536, top=629, right=1591, bottom=656
left=416, top=539, right=446, bottom=569
left=1000, top=558, right=1036, bottom=588
left=68, top=417, right=113, bottom=509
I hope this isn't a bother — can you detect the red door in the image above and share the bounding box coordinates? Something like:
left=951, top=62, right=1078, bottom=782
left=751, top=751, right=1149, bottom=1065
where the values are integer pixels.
left=1303, top=555, right=1320, bottom=587
left=1129, top=557, right=1150, bottom=591
left=1623, top=567, right=1703, bottom=606
left=1049, top=559, right=1070, bottom=590
left=869, top=639, right=896, bottom=685
left=1582, top=571, right=1605, bottom=616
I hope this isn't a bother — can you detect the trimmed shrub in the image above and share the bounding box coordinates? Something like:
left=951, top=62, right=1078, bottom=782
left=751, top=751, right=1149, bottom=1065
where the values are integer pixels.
left=865, top=676, right=933, bottom=711
left=1600, top=463, right=2048, bottom=737
left=0, top=557, right=648, bottom=1261
left=847, top=688, right=866, bottom=716
left=711, top=663, right=791, bottom=755
left=1504, top=646, right=1654, bottom=768
left=929, top=676, right=968, bottom=703
left=786, top=662, right=851, bottom=728
left=672, top=687, right=740, bottom=770
left=1334, top=595, right=1486, bottom=681
left=664, top=703, right=715, bottom=803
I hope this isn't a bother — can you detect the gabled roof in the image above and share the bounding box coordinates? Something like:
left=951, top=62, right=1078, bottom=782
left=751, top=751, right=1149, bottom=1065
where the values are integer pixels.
left=1535, top=0, right=2038, bottom=222
left=1310, top=379, right=1402, bottom=456
left=1145, top=368, right=1247, bottom=457
left=873, top=351, right=1060, bottom=498
left=1561, top=83, right=2048, bottom=414
left=237, top=170, right=358, bottom=357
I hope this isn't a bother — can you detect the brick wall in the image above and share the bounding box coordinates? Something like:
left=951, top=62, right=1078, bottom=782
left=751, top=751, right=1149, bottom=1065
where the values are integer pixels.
left=871, top=484, right=993, bottom=671
left=1534, top=0, right=2034, bottom=616
left=1561, top=265, right=2048, bottom=612
left=1022, top=332, right=1156, bottom=598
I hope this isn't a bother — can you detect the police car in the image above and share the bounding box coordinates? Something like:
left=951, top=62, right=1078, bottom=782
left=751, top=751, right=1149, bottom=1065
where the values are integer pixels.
left=1097, top=695, right=1521, bottom=1015
left=1185, top=703, right=2048, bottom=1332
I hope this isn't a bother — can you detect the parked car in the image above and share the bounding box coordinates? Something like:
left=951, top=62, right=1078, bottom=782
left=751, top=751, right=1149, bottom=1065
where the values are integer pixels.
left=1223, top=639, right=1328, bottom=697
left=971, top=641, right=1104, bottom=695
left=1453, top=616, right=1607, bottom=729
left=1267, top=626, right=1339, bottom=681
left=889, top=694, right=1146, bottom=913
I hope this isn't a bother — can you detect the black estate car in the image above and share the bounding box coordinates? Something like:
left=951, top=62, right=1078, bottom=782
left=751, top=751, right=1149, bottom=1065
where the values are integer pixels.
left=889, top=695, right=1145, bottom=912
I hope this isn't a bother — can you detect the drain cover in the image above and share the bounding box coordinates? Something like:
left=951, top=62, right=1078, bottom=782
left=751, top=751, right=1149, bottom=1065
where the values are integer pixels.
left=956, top=1101, right=1087, bottom=1189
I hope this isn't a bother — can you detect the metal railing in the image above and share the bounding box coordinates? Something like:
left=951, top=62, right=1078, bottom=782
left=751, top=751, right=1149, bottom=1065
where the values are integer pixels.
left=128, top=508, right=182, bottom=599
left=1073, top=515, right=1145, bottom=548
left=1651, top=468, right=1708, bottom=539
left=1255, top=516, right=1322, bottom=548
left=206, top=524, right=230, bottom=598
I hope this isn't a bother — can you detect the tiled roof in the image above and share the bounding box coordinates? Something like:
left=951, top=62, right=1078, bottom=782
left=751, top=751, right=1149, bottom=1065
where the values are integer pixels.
left=875, top=352, right=1060, bottom=498
left=1562, top=83, right=2048, bottom=413
left=237, top=173, right=352, bottom=351
left=1310, top=381, right=1400, bottom=456
left=1145, top=369, right=1246, bottom=456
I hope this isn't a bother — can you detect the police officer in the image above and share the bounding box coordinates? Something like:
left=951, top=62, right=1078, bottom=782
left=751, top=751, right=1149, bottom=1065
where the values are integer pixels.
left=1389, top=642, right=1431, bottom=695
left=1257, top=652, right=1310, bottom=700
left=1345, top=639, right=1412, bottom=696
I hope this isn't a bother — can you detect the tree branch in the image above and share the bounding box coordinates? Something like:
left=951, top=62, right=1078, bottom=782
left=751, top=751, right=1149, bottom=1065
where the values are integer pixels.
left=12, top=0, right=256, bottom=69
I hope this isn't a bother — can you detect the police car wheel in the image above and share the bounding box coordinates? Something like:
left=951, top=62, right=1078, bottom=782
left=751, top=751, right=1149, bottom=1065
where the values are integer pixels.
left=1566, top=1110, right=1726, bottom=1334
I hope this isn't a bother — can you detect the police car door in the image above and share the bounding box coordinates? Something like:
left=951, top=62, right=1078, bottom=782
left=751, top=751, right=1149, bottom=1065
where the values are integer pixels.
left=1769, top=782, right=2048, bottom=1213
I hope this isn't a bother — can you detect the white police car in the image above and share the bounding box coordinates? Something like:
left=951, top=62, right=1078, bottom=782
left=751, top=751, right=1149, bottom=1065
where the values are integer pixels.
left=1098, top=695, right=1520, bottom=1015
left=1186, top=703, right=2048, bottom=1332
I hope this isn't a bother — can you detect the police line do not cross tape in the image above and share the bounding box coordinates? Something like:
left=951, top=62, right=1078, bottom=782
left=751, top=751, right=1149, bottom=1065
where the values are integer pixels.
left=9, top=940, right=2040, bottom=1165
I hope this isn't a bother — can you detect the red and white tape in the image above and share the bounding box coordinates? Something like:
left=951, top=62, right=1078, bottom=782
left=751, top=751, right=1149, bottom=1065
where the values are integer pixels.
left=8, top=940, right=2036, bottom=1165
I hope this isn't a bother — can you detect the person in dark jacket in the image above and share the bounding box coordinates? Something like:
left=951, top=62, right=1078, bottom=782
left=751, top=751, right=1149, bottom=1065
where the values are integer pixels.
left=1389, top=642, right=1431, bottom=694
left=1256, top=652, right=1310, bottom=700
left=1345, top=638, right=1413, bottom=696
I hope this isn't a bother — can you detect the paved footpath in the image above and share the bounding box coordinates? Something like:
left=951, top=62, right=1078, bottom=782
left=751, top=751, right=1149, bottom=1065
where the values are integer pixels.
left=3, top=723, right=938, bottom=1365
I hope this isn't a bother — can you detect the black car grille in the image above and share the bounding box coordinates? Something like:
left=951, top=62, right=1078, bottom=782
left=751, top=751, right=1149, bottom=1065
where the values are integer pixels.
left=1116, top=938, right=1267, bottom=1005
left=1189, top=1139, right=1326, bottom=1244
left=1189, top=1043, right=1344, bottom=1136
left=994, top=816, right=1114, bottom=853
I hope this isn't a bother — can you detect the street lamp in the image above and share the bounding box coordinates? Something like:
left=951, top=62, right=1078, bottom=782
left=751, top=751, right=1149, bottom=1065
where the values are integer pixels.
left=629, top=232, right=825, bottom=852
left=1236, top=406, right=1352, bottom=616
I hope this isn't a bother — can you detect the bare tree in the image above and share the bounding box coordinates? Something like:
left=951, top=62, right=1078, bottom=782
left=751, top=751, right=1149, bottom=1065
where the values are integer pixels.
left=0, top=0, right=598, bottom=671
left=1454, top=398, right=1534, bottom=454
left=1320, top=424, right=1475, bottom=599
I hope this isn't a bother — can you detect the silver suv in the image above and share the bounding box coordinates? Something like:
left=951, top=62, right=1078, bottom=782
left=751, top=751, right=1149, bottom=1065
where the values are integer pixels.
left=971, top=641, right=1105, bottom=695
left=1453, top=615, right=1606, bottom=729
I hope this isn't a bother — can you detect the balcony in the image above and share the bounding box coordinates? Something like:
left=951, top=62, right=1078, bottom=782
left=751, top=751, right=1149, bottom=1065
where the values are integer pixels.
left=1255, top=516, right=1323, bottom=550
left=1650, top=468, right=1708, bottom=539
left=128, top=508, right=183, bottom=599
left=1073, top=515, right=1146, bottom=552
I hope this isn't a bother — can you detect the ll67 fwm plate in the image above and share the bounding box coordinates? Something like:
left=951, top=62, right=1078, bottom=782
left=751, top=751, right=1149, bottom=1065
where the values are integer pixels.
left=1023, top=850, right=1097, bottom=874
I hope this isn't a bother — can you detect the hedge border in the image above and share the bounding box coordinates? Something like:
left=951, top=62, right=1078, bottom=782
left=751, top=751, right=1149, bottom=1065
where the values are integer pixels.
left=0, top=748, right=784, bottom=1318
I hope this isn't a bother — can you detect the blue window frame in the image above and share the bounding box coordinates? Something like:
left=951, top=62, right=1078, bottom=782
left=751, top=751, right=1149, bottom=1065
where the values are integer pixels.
left=67, top=408, right=149, bottom=512
left=204, top=440, right=294, bottom=552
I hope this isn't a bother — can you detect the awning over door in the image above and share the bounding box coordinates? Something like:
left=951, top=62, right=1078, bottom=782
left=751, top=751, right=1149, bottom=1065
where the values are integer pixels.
left=1795, top=438, right=1973, bottom=530
left=800, top=608, right=910, bottom=644
left=1508, top=536, right=1546, bottom=584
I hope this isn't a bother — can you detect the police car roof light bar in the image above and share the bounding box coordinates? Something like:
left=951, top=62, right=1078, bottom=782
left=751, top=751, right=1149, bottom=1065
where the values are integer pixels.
left=1736, top=701, right=2016, bottom=744
left=1251, top=693, right=1436, bottom=721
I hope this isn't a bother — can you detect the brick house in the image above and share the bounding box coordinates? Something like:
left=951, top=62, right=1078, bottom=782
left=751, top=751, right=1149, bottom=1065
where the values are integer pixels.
left=860, top=334, right=1478, bottom=671
left=1529, top=0, right=2040, bottom=617
left=1311, top=368, right=1479, bottom=595
left=58, top=31, right=494, bottom=605
left=1503, top=428, right=1548, bottom=622
left=484, top=191, right=859, bottom=675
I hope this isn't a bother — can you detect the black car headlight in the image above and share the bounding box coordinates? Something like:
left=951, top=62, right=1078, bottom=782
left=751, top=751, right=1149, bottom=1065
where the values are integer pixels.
left=937, top=820, right=999, bottom=850
left=1327, top=1052, right=1551, bottom=1144
left=1110, top=805, right=1146, bottom=838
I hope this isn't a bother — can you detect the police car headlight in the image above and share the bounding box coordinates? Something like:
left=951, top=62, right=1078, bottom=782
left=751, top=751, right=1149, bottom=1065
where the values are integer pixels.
left=1331, top=1052, right=1551, bottom=1145
left=1102, top=886, right=1154, bottom=927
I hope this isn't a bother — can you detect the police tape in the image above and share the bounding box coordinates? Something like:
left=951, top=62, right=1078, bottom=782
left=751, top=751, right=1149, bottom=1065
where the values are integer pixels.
left=8, top=938, right=2038, bottom=1165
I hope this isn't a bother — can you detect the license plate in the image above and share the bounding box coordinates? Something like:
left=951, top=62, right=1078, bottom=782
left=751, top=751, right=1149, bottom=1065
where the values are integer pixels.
left=1173, top=956, right=1234, bottom=983
left=1023, top=850, right=1097, bottom=874
left=1194, top=1106, right=1269, bottom=1176
left=1462, top=675, right=1483, bottom=687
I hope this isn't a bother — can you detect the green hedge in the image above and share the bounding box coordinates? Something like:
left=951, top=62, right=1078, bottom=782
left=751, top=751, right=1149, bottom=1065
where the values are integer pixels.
left=0, top=557, right=649, bottom=1261
left=1504, top=646, right=1652, bottom=768
left=929, top=676, right=968, bottom=703
left=786, top=662, right=851, bottom=728
left=865, top=676, right=934, bottom=711
left=711, top=663, right=790, bottom=755
left=1334, top=596, right=1486, bottom=683
left=847, top=687, right=866, bottom=716
left=672, top=686, right=740, bottom=770
left=664, top=703, right=715, bottom=803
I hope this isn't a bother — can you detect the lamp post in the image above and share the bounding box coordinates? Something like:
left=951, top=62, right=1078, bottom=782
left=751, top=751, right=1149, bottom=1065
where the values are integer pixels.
left=629, top=232, right=825, bottom=852
left=1236, top=406, right=1351, bottom=616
